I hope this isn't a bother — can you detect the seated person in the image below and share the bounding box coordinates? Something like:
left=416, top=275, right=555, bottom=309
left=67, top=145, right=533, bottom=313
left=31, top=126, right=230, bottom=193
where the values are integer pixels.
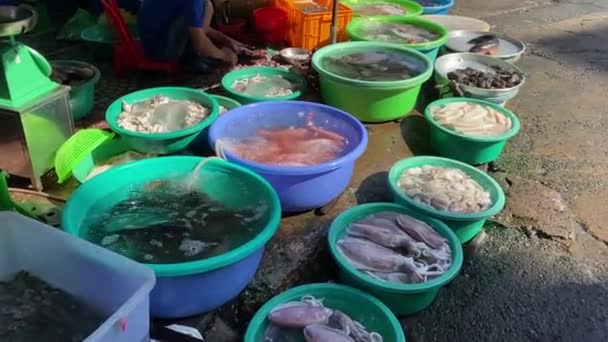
left=137, top=0, right=238, bottom=72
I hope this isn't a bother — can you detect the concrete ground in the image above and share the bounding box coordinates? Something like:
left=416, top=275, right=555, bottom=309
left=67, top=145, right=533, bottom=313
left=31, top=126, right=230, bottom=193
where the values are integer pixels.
left=10, top=0, right=608, bottom=340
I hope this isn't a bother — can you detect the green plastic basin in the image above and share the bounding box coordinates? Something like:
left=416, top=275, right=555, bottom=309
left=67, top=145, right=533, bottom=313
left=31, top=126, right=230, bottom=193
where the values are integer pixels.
left=51, top=60, right=101, bottom=120
left=425, top=97, right=521, bottom=164
left=312, top=41, right=432, bottom=122
left=342, top=0, right=424, bottom=17
left=388, top=156, right=506, bottom=243
left=244, top=283, right=406, bottom=341
left=328, top=203, right=463, bottom=315
left=211, top=95, right=241, bottom=113
left=81, top=24, right=139, bottom=59
left=347, top=16, right=449, bottom=62
left=221, top=66, right=306, bottom=104
left=105, top=87, right=219, bottom=154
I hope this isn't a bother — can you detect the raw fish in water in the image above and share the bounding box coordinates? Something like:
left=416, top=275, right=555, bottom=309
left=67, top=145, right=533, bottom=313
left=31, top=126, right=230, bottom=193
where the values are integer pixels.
left=231, top=74, right=296, bottom=97
left=352, top=2, right=407, bottom=15
left=338, top=211, right=452, bottom=284
left=216, top=113, right=346, bottom=167
left=468, top=35, right=500, bottom=55
left=358, top=22, right=440, bottom=44
left=118, top=96, right=210, bottom=133
left=431, top=101, right=512, bottom=136
left=398, top=165, right=492, bottom=213
left=268, top=296, right=333, bottom=328
left=321, top=50, right=426, bottom=81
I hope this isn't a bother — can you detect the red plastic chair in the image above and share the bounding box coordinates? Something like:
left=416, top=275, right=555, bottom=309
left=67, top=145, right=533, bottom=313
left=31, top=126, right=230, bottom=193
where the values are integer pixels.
left=100, top=0, right=179, bottom=77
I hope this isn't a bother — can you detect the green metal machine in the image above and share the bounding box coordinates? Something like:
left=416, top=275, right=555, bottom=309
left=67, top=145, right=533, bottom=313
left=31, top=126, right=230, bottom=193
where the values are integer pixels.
left=0, top=5, right=74, bottom=190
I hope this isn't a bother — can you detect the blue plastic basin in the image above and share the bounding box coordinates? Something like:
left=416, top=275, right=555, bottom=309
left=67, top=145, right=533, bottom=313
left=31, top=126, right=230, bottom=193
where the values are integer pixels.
left=417, top=0, right=454, bottom=14
left=208, top=101, right=369, bottom=212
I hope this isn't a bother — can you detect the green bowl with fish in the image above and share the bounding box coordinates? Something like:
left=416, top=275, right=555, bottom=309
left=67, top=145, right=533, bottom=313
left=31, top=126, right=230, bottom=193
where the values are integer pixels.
left=221, top=66, right=306, bottom=104
left=347, top=16, right=449, bottom=62
left=211, top=95, right=241, bottom=114
left=244, top=283, right=406, bottom=342
left=312, top=41, right=433, bottom=122
left=105, top=87, right=220, bottom=154
left=388, top=156, right=506, bottom=243
left=328, top=202, right=463, bottom=315
left=343, top=0, right=423, bottom=18
left=425, top=97, right=521, bottom=164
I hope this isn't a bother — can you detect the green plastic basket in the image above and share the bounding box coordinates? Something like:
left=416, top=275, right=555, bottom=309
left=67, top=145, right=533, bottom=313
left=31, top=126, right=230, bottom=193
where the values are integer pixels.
left=388, top=156, right=506, bottom=243
left=54, top=129, right=115, bottom=184
left=244, top=283, right=406, bottom=341
left=328, top=202, right=463, bottom=315
left=220, top=67, right=306, bottom=104
left=425, top=97, right=521, bottom=164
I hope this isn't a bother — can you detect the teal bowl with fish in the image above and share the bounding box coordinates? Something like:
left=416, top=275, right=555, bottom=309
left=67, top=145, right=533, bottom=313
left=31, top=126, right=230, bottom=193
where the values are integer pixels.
left=347, top=16, right=449, bottom=62
left=62, top=156, right=282, bottom=318
left=221, top=66, right=306, bottom=104
left=105, top=87, right=220, bottom=154
left=244, top=283, right=406, bottom=342
left=312, top=41, right=433, bottom=122
left=388, top=156, right=506, bottom=243
left=328, top=202, right=463, bottom=315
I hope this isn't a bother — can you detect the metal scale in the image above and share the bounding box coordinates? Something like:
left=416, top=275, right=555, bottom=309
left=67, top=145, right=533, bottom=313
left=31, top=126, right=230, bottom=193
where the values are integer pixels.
left=0, top=5, right=74, bottom=190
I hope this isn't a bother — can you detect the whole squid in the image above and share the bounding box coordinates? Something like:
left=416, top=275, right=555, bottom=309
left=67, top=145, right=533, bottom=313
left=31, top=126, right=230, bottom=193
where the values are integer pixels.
left=268, top=296, right=334, bottom=328
left=394, top=214, right=447, bottom=249
left=328, top=310, right=384, bottom=342
left=337, top=237, right=425, bottom=282
left=304, top=324, right=354, bottom=342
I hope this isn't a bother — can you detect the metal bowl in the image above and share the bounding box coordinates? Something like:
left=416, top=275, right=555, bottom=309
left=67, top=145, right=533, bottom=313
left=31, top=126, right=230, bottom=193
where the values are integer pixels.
left=434, top=52, right=525, bottom=102
left=0, top=5, right=36, bottom=37
left=279, top=47, right=311, bottom=65
left=445, top=30, right=526, bottom=62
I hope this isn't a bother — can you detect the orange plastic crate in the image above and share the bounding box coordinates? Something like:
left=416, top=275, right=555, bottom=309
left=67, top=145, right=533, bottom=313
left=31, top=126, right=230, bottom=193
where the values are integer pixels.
left=273, top=0, right=353, bottom=50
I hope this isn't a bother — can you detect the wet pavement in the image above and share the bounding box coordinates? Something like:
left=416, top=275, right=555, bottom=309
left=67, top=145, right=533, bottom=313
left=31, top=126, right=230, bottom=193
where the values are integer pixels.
left=10, top=0, right=608, bottom=340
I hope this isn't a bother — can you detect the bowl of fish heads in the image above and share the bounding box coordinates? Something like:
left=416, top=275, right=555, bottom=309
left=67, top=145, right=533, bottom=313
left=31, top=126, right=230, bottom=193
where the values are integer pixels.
left=434, top=52, right=525, bottom=105
left=244, top=283, right=406, bottom=342
left=62, top=156, right=282, bottom=318
left=105, top=87, right=220, bottom=154
left=424, top=97, right=521, bottom=164
left=328, top=202, right=464, bottom=315
left=445, top=31, right=526, bottom=63
left=208, top=100, right=369, bottom=212
left=388, top=156, right=506, bottom=242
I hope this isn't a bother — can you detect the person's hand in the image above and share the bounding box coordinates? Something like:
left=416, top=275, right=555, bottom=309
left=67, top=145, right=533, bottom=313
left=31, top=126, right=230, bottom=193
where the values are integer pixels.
left=221, top=47, right=238, bottom=65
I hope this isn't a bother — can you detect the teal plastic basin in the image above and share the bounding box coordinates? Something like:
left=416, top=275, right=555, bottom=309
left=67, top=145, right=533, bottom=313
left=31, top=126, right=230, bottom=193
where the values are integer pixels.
left=212, top=95, right=241, bottom=113
left=388, top=156, right=506, bottom=243
left=81, top=24, right=139, bottom=59
left=347, top=16, right=449, bottom=62
left=51, top=60, right=101, bottom=120
left=312, top=41, right=432, bottom=123
left=62, top=156, right=282, bottom=318
left=105, top=87, right=219, bottom=154
left=425, top=97, right=521, bottom=165
left=221, top=67, right=306, bottom=104
left=244, top=283, right=406, bottom=341
left=328, top=203, right=463, bottom=315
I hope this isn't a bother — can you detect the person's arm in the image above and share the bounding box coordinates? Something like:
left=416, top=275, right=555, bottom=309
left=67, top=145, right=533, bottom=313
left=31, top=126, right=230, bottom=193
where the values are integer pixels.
left=189, top=27, right=228, bottom=60
left=206, top=28, right=238, bottom=53
left=187, top=0, right=236, bottom=63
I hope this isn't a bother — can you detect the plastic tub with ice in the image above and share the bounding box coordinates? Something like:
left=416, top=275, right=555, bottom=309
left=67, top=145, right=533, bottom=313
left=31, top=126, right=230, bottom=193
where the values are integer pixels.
left=328, top=202, right=463, bottom=315
left=62, top=156, right=281, bottom=318
left=208, top=101, right=368, bottom=212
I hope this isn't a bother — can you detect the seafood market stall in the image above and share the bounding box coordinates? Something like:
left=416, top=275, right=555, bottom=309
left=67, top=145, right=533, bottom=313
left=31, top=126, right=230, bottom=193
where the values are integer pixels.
left=0, top=0, right=532, bottom=341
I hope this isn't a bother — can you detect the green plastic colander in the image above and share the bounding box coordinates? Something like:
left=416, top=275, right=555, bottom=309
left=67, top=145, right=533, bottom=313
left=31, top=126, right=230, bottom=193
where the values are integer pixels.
left=54, top=129, right=115, bottom=183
